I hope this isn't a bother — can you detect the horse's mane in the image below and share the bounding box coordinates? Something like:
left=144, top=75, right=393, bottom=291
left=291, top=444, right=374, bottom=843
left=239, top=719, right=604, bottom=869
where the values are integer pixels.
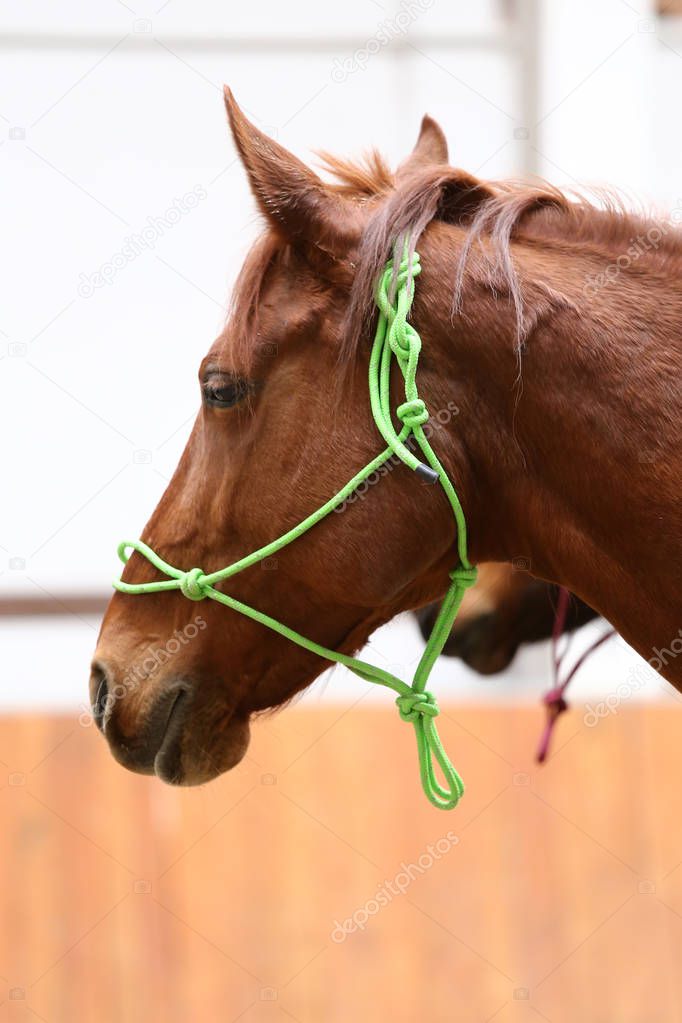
left=229, top=150, right=682, bottom=368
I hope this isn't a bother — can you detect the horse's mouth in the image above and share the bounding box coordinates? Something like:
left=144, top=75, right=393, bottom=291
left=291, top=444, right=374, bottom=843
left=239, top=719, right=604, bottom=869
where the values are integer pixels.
left=153, top=688, right=191, bottom=784
left=153, top=697, right=253, bottom=789
left=92, top=660, right=252, bottom=786
left=99, top=682, right=191, bottom=780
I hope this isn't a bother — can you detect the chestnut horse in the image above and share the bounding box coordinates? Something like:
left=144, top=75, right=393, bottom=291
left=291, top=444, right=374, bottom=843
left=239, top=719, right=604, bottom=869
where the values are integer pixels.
left=416, top=565, right=597, bottom=675
left=91, top=89, right=682, bottom=785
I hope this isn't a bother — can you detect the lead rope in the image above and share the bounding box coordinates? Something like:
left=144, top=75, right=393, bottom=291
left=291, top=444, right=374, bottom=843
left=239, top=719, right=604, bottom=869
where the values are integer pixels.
left=114, top=244, right=477, bottom=810
left=535, top=587, right=615, bottom=763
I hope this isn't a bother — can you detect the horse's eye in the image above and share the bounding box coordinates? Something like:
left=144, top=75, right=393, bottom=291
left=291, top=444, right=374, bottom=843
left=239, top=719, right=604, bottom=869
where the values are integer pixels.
left=202, top=374, right=251, bottom=409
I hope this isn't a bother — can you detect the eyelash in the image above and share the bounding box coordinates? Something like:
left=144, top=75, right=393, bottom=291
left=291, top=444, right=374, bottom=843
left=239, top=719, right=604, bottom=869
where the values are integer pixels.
left=201, top=375, right=252, bottom=409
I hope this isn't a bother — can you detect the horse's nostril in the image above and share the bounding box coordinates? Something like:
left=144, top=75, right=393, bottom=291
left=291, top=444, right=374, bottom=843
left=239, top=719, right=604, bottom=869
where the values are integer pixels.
left=92, top=676, right=193, bottom=781
left=90, top=662, right=110, bottom=732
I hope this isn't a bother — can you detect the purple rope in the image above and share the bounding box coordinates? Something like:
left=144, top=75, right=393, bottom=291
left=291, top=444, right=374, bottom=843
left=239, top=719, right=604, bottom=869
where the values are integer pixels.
left=535, top=588, right=615, bottom=763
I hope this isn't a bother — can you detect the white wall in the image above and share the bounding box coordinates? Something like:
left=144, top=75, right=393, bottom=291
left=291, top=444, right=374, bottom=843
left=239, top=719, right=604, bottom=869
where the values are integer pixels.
left=1, top=0, right=680, bottom=709
left=0, top=1, right=523, bottom=598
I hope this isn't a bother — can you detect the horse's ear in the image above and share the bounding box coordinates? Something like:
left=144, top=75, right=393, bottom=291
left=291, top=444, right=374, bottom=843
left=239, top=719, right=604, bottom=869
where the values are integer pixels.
left=223, top=87, right=357, bottom=255
left=397, top=115, right=449, bottom=177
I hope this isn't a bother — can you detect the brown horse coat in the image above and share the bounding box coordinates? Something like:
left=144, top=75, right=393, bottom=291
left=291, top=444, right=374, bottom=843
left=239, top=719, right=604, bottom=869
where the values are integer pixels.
left=91, top=92, right=682, bottom=784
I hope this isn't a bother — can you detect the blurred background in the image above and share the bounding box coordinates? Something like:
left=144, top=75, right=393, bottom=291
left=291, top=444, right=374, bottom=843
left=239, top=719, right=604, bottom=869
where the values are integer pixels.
left=2, top=1, right=682, bottom=1020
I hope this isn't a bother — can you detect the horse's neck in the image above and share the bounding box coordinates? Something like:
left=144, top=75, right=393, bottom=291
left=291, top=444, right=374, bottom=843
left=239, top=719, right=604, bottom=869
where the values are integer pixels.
left=418, top=226, right=682, bottom=684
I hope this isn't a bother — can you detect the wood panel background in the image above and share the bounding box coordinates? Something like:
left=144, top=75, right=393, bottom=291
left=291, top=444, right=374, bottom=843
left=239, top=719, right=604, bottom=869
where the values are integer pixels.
left=1, top=704, right=682, bottom=1022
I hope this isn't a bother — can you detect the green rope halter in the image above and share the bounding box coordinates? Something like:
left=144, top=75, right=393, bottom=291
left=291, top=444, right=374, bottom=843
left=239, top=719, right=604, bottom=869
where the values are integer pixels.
left=114, top=245, right=477, bottom=810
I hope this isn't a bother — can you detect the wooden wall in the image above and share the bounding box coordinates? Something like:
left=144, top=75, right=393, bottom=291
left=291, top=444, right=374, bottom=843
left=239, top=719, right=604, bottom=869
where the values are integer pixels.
left=1, top=705, right=681, bottom=1022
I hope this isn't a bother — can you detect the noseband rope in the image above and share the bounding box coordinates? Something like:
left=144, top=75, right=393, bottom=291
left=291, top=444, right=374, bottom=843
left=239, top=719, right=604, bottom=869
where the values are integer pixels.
left=114, top=246, right=477, bottom=810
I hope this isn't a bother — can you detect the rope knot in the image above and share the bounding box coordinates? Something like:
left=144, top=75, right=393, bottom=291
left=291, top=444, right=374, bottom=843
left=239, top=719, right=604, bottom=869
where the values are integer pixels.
left=543, top=687, right=568, bottom=716
left=450, top=565, right=478, bottom=589
left=397, top=398, right=429, bottom=429
left=179, top=567, right=209, bottom=601
left=389, top=320, right=421, bottom=363
left=396, top=690, right=439, bottom=723
left=392, top=250, right=421, bottom=296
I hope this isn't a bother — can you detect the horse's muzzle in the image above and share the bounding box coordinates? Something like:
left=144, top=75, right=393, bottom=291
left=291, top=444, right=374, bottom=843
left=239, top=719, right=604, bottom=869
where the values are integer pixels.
left=89, top=663, right=191, bottom=782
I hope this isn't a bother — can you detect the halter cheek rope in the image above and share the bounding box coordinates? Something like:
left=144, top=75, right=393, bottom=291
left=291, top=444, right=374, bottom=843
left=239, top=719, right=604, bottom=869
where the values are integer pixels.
left=114, top=247, right=477, bottom=810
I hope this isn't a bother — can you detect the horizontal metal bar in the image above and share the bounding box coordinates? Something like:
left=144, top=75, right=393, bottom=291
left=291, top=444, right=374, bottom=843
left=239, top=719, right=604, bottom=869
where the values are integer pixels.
left=0, top=31, right=519, bottom=54
left=0, top=594, right=108, bottom=617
